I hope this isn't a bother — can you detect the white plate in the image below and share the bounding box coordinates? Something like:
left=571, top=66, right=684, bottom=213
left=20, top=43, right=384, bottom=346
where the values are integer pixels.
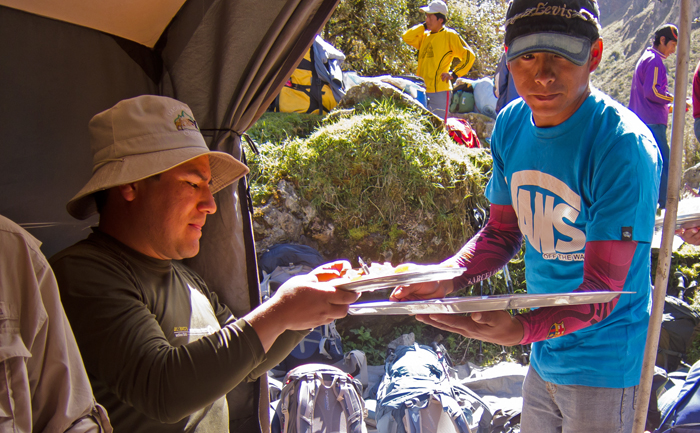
left=333, top=266, right=466, bottom=293
left=348, top=291, right=632, bottom=315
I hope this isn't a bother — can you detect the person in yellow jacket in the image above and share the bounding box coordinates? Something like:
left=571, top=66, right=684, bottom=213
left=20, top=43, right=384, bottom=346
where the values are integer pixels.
left=402, top=0, right=476, bottom=118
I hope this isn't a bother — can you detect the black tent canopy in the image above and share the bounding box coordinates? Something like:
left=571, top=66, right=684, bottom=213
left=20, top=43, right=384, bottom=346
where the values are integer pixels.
left=0, top=0, right=339, bottom=430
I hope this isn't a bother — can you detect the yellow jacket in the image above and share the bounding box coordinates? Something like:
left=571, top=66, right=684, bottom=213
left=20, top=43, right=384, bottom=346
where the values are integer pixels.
left=402, top=24, right=476, bottom=93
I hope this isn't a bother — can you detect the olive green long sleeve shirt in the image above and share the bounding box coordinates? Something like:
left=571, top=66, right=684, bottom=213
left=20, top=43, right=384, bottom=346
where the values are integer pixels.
left=51, top=229, right=306, bottom=433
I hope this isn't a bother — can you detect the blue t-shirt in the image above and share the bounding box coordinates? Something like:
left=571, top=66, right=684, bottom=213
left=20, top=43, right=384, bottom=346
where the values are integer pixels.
left=486, top=89, right=661, bottom=388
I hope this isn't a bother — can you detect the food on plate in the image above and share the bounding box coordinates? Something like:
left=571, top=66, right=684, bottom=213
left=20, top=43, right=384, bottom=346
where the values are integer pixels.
left=311, top=261, right=454, bottom=284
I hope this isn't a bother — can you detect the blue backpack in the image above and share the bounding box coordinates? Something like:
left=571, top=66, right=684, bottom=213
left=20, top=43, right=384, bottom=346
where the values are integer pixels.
left=656, top=360, right=700, bottom=432
left=375, top=344, right=492, bottom=433
left=259, top=243, right=326, bottom=275
left=259, top=244, right=345, bottom=372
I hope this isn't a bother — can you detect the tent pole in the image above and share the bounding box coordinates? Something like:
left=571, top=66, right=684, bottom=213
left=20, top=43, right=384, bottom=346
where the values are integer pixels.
left=632, top=0, right=691, bottom=431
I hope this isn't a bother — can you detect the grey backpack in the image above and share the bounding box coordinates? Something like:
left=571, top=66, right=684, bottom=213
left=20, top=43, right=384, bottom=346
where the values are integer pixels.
left=272, top=363, right=368, bottom=433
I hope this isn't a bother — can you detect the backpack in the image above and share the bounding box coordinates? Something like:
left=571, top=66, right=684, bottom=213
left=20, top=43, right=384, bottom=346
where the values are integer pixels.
left=657, top=296, right=700, bottom=372
left=272, top=363, right=368, bottom=433
left=276, top=322, right=344, bottom=373
left=449, top=88, right=475, bottom=114
left=269, top=36, right=345, bottom=115
left=258, top=244, right=345, bottom=373
left=375, top=344, right=493, bottom=433
left=655, top=360, right=700, bottom=432
left=259, top=243, right=326, bottom=300
left=445, top=118, right=481, bottom=149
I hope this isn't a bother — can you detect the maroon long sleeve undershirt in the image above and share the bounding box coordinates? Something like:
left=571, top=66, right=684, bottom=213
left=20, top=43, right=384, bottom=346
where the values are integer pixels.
left=445, top=204, right=636, bottom=344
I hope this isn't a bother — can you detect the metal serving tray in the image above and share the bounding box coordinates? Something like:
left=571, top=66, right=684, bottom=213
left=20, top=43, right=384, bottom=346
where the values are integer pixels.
left=656, top=197, right=700, bottom=230
left=348, top=291, right=632, bottom=315
left=333, top=266, right=466, bottom=293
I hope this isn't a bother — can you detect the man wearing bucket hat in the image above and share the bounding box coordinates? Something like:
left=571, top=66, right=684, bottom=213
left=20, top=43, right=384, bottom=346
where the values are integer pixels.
left=50, top=95, right=360, bottom=433
left=392, top=1, right=661, bottom=431
left=629, top=23, right=688, bottom=209
left=402, top=0, right=476, bottom=118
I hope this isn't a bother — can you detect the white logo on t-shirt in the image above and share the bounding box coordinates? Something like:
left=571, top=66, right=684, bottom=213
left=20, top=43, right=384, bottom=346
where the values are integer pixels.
left=510, top=170, right=586, bottom=260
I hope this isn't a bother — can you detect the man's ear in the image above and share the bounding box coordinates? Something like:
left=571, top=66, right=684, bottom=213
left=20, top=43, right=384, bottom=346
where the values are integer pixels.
left=117, top=183, right=139, bottom=202
left=589, top=39, right=603, bottom=72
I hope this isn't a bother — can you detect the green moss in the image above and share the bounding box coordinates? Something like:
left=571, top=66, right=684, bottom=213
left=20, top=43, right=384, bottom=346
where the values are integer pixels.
left=348, top=227, right=370, bottom=241
left=247, top=112, right=322, bottom=145
left=249, top=97, right=492, bottom=263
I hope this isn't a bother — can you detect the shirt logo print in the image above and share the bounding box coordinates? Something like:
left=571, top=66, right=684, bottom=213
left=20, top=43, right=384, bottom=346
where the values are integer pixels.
left=510, top=170, right=586, bottom=261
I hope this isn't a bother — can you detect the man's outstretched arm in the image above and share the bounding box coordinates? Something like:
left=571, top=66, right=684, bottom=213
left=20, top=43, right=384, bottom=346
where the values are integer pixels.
left=515, top=239, right=636, bottom=343
left=391, top=203, right=522, bottom=301
left=416, top=239, right=637, bottom=346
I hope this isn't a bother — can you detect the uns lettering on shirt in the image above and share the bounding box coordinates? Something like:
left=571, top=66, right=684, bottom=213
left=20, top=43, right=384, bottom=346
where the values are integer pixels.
left=510, top=170, right=586, bottom=260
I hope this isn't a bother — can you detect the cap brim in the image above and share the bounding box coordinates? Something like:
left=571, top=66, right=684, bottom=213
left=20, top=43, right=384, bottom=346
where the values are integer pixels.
left=67, top=148, right=249, bottom=220
left=507, top=33, right=591, bottom=66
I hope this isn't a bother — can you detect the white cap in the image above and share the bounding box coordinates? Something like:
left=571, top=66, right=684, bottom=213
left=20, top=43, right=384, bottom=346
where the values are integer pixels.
left=420, top=0, right=448, bottom=15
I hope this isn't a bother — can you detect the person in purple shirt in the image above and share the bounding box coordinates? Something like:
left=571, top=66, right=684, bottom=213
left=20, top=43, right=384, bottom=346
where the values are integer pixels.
left=629, top=24, right=682, bottom=208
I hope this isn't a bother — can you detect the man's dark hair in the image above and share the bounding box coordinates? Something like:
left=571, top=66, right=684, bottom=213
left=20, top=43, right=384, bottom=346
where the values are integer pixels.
left=434, top=13, right=446, bottom=24
left=93, top=173, right=162, bottom=215
left=93, top=189, right=110, bottom=215
left=653, top=24, right=678, bottom=47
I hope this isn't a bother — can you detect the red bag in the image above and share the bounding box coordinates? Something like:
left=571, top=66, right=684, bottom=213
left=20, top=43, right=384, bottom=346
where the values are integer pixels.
left=445, top=118, right=480, bottom=148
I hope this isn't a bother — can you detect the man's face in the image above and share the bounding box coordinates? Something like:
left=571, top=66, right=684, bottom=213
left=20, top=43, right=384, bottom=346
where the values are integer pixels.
left=132, top=155, right=216, bottom=260
left=658, top=37, right=677, bottom=57
left=508, top=40, right=601, bottom=127
left=425, top=14, right=442, bottom=32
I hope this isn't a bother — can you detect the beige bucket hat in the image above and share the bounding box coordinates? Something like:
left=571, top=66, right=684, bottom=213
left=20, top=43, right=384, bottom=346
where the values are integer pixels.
left=67, top=95, right=249, bottom=220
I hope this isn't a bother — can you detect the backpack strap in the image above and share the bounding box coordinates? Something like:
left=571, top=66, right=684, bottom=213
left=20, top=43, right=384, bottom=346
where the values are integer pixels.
left=318, top=322, right=342, bottom=359
left=279, top=382, right=292, bottom=433
left=260, top=270, right=272, bottom=301
left=331, top=375, right=366, bottom=433
left=438, top=393, right=472, bottom=433
left=405, top=398, right=430, bottom=433
left=307, top=47, right=325, bottom=114
left=295, top=372, right=319, bottom=433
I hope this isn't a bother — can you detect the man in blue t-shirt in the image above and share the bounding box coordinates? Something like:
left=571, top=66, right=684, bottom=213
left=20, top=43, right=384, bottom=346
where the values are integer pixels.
left=391, top=1, right=661, bottom=431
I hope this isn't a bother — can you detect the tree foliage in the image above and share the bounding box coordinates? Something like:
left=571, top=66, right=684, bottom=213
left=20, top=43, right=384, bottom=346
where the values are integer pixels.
left=322, top=0, right=508, bottom=78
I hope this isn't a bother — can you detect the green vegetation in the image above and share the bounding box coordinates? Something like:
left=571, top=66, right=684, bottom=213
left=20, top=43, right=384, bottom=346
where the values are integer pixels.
left=249, top=98, right=493, bottom=263
left=247, top=112, right=322, bottom=145
left=323, top=0, right=507, bottom=78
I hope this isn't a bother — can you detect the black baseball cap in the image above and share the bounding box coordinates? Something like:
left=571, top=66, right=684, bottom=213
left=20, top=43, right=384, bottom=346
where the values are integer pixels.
left=504, top=0, right=602, bottom=66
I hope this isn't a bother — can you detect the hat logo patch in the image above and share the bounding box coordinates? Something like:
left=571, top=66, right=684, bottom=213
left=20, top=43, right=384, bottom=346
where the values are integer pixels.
left=174, top=111, right=199, bottom=132
left=505, top=2, right=598, bottom=29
